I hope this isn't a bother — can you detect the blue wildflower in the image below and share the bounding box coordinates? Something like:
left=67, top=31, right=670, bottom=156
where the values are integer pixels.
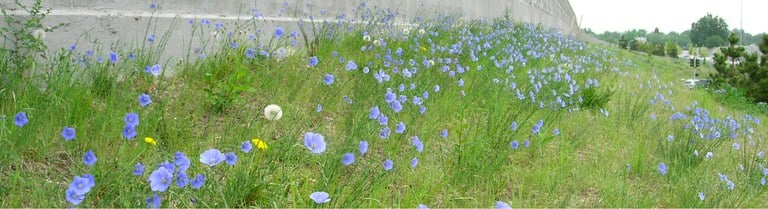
left=109, top=51, right=118, bottom=63
left=418, top=204, right=429, bottom=209
left=65, top=188, right=85, bottom=205
left=510, top=121, right=518, bottom=131
left=245, top=48, right=256, bottom=59
left=174, top=152, right=191, bottom=171
left=658, top=162, right=667, bottom=175
left=139, top=94, right=152, bottom=107
left=14, top=112, right=28, bottom=127
left=385, top=91, right=396, bottom=103
left=191, top=174, right=205, bottom=189
left=391, top=101, right=403, bottom=113
left=176, top=171, right=189, bottom=188
left=323, top=74, right=334, bottom=85
left=148, top=167, right=173, bottom=192
left=69, top=175, right=94, bottom=195
left=346, top=61, right=358, bottom=70
left=341, top=153, right=355, bottom=166
left=412, top=136, right=424, bottom=153
left=379, top=127, right=391, bottom=139
left=125, top=112, right=140, bottom=126
left=378, top=114, right=389, bottom=126
left=84, top=150, right=97, bottom=166
left=122, top=125, right=137, bottom=139
left=359, top=141, right=369, bottom=155
left=510, top=141, right=519, bottom=149
left=309, top=56, right=319, bottom=67
left=274, top=27, right=284, bottom=38
left=496, top=201, right=512, bottom=209
left=134, top=162, right=145, bottom=176
left=62, top=126, right=76, bottom=141
left=224, top=152, right=237, bottom=165
left=199, top=149, right=225, bottom=166
left=411, top=158, right=419, bottom=169
left=441, top=129, right=448, bottom=138
left=157, top=161, right=175, bottom=172
left=147, top=34, right=155, bottom=43
left=369, top=106, right=381, bottom=119
left=383, top=159, right=394, bottom=171
left=396, top=122, right=406, bottom=133
left=147, top=193, right=161, bottom=209
left=241, top=141, right=253, bottom=153
left=304, top=132, right=327, bottom=154
left=310, top=192, right=331, bottom=204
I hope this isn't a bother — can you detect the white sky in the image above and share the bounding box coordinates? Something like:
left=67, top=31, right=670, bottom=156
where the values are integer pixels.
left=569, top=0, right=767, bottom=34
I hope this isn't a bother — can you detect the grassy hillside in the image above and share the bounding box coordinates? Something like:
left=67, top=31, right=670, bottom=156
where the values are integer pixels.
left=1, top=3, right=767, bottom=208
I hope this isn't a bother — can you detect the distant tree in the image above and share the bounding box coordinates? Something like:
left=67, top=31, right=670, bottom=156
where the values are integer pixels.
left=583, top=28, right=596, bottom=36
left=652, top=43, right=665, bottom=56
left=664, top=41, right=680, bottom=58
left=689, top=13, right=729, bottom=47
left=653, top=27, right=660, bottom=34
left=703, top=35, right=725, bottom=48
left=710, top=33, right=768, bottom=103
left=618, top=35, right=628, bottom=49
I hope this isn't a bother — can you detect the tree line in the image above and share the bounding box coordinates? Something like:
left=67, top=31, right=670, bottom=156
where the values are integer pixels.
left=584, top=13, right=766, bottom=53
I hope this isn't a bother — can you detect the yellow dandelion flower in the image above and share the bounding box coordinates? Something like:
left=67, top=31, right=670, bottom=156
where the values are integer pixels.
left=420, top=46, right=427, bottom=52
left=144, top=137, right=158, bottom=146
left=252, top=138, right=268, bottom=150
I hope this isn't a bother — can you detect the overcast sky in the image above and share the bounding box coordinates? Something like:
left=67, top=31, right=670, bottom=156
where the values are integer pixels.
left=569, top=0, right=767, bottom=35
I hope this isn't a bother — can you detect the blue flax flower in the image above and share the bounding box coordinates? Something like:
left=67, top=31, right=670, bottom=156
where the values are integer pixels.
left=323, top=74, right=334, bottom=85
left=241, top=141, right=253, bottom=153
left=411, top=158, right=418, bottom=169
left=199, top=149, right=225, bottom=166
left=310, top=192, right=331, bottom=204
left=174, top=152, right=191, bottom=171
left=441, top=129, right=448, bottom=138
left=341, top=153, right=355, bottom=166
left=147, top=193, right=161, bottom=209
left=496, top=201, right=512, bottom=209
left=62, top=126, right=76, bottom=141
left=148, top=167, right=173, bottom=192
left=65, top=188, right=85, bottom=205
left=123, top=125, right=137, bottom=139
left=412, top=136, right=424, bottom=153
left=225, top=152, right=237, bottom=165
left=658, top=162, right=667, bottom=175
left=84, top=150, right=97, bottom=166
left=383, top=159, right=394, bottom=171
left=109, top=51, right=118, bottom=63
left=176, top=171, right=189, bottom=188
left=125, top=112, right=140, bottom=126
left=369, top=106, right=380, bottom=119
left=309, top=56, right=319, bottom=67
left=304, top=132, right=327, bottom=154
left=134, top=162, right=145, bottom=176
left=397, top=125, right=415, bottom=138
left=359, top=141, right=369, bottom=155
left=191, top=173, right=205, bottom=189
left=14, top=112, right=28, bottom=127
left=139, top=94, right=152, bottom=107
left=69, top=175, right=94, bottom=195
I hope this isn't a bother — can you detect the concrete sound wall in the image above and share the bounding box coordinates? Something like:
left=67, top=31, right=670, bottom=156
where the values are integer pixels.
left=1, top=0, right=586, bottom=59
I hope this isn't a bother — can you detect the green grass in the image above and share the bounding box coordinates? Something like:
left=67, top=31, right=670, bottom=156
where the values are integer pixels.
left=1, top=5, right=768, bottom=208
